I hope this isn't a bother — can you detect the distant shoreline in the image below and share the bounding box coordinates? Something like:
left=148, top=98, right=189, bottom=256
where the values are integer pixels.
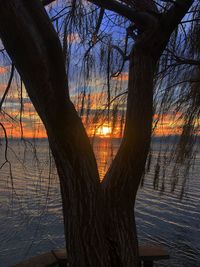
left=2, top=135, right=200, bottom=142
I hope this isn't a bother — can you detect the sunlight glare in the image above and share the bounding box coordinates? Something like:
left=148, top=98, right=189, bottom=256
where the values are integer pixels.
left=96, top=125, right=112, bottom=137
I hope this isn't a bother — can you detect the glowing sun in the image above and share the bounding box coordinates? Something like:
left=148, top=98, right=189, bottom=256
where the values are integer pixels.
left=96, top=125, right=112, bottom=137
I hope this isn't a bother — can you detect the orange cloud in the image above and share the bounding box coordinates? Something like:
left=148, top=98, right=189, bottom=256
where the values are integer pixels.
left=153, top=113, right=184, bottom=136
left=67, top=33, right=80, bottom=43
left=0, top=66, right=8, bottom=74
left=0, top=100, right=47, bottom=139
left=1, top=86, right=187, bottom=139
left=0, top=118, right=47, bottom=139
left=0, top=84, right=6, bottom=94
left=112, top=72, right=129, bottom=81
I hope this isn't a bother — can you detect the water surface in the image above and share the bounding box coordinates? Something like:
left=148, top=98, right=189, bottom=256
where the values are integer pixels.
left=0, top=138, right=199, bottom=266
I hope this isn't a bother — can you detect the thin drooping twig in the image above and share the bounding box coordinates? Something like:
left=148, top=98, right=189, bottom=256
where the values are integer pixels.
left=107, top=45, right=111, bottom=119
left=0, top=122, right=9, bottom=168
left=0, top=122, right=14, bottom=188
left=0, top=63, right=14, bottom=111
left=84, top=8, right=105, bottom=59
left=19, top=78, right=24, bottom=138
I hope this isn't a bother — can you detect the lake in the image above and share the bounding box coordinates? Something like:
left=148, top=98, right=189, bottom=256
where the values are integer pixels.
left=0, top=138, right=199, bottom=266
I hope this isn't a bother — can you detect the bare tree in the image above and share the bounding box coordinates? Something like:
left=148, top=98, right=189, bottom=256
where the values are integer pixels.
left=0, top=0, right=196, bottom=266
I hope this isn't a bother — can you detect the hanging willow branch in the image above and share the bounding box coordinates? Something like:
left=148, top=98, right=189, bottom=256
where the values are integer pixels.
left=0, top=63, right=14, bottom=111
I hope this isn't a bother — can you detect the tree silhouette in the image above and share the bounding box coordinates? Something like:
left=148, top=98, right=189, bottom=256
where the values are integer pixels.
left=0, top=0, right=199, bottom=266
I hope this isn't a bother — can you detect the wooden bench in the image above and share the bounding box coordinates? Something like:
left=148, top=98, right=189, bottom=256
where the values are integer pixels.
left=139, top=245, right=169, bottom=267
left=13, top=245, right=169, bottom=267
left=13, top=249, right=67, bottom=267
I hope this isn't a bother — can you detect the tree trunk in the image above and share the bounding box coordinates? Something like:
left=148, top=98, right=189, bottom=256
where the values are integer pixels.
left=0, top=0, right=193, bottom=267
left=0, top=1, right=108, bottom=266
left=101, top=0, right=194, bottom=262
left=102, top=44, right=157, bottom=267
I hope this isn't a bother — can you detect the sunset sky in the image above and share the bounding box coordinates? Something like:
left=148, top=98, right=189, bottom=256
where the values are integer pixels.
left=0, top=3, right=192, bottom=140
left=0, top=67, right=184, bottom=139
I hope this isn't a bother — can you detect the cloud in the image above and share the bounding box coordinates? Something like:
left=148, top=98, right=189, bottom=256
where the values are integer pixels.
left=67, top=33, right=80, bottom=43
left=0, top=112, right=47, bottom=139
left=112, top=72, right=129, bottom=81
left=0, top=66, right=8, bottom=75
left=0, top=83, right=8, bottom=95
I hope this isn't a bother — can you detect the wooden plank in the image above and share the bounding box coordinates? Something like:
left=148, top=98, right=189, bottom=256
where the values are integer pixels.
left=13, top=252, right=57, bottom=267
left=139, top=245, right=169, bottom=261
left=13, top=245, right=169, bottom=266
left=51, top=248, right=67, bottom=260
left=51, top=249, right=67, bottom=266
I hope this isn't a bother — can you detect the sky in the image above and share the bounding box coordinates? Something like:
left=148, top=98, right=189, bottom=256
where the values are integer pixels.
left=0, top=66, right=183, bottom=139
left=0, top=1, right=195, bottom=139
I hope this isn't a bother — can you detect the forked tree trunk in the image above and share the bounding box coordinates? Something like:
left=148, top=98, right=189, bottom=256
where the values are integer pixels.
left=0, top=0, right=193, bottom=267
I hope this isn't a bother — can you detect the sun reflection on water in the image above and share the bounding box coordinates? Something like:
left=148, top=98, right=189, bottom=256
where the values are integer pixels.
left=93, top=137, right=121, bottom=180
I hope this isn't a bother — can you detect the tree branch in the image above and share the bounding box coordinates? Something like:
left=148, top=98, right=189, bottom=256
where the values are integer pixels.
left=163, top=0, right=194, bottom=33
left=42, top=0, right=136, bottom=20
left=42, top=0, right=159, bottom=31
left=86, top=0, right=137, bottom=21
left=166, top=48, right=200, bottom=66
left=42, top=0, right=55, bottom=6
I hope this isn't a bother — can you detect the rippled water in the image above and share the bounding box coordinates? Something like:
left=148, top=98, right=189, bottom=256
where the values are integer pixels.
left=0, top=138, right=199, bottom=266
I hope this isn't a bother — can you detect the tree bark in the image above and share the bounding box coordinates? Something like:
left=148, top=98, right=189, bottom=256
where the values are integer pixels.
left=101, top=1, right=193, bottom=266
left=0, top=0, right=194, bottom=267
left=0, top=1, right=108, bottom=266
left=102, top=43, right=157, bottom=267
